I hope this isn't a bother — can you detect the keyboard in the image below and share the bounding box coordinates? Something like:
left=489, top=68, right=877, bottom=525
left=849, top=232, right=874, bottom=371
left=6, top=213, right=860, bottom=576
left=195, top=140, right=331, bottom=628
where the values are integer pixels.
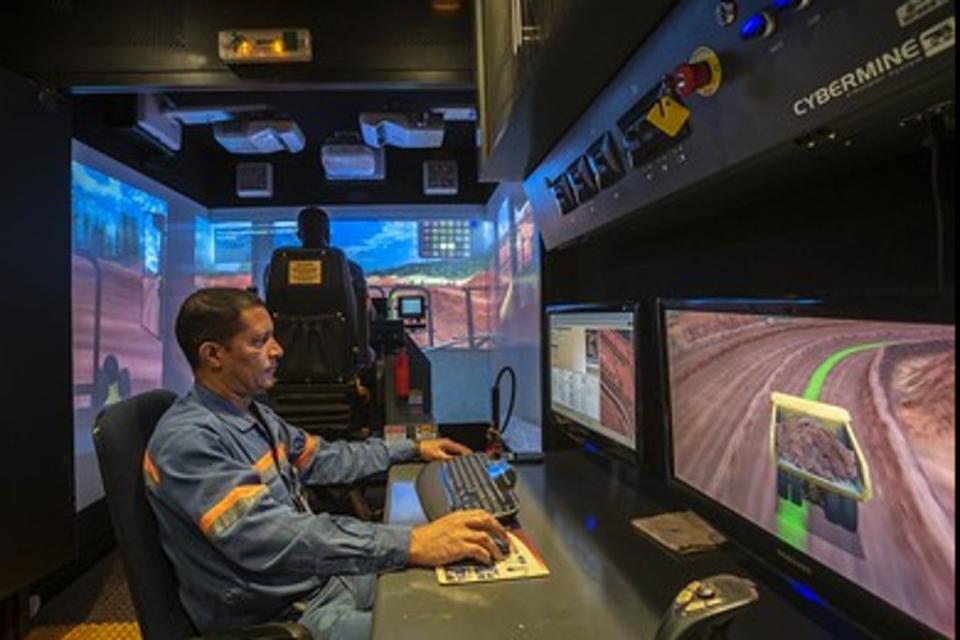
left=415, top=453, right=520, bottom=522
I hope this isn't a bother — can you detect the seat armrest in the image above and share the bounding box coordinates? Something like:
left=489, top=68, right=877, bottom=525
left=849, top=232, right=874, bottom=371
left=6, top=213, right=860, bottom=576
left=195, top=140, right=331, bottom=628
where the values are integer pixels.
left=193, top=622, right=312, bottom=640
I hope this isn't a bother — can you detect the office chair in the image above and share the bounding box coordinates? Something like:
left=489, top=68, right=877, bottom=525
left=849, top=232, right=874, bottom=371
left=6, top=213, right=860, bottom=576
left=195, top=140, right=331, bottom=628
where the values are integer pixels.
left=265, top=247, right=369, bottom=439
left=93, top=390, right=311, bottom=640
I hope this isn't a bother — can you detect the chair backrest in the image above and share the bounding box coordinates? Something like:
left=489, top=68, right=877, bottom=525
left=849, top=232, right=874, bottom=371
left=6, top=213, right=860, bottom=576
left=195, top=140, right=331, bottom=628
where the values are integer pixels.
left=351, top=266, right=371, bottom=368
left=92, top=389, right=196, bottom=640
left=266, top=247, right=360, bottom=383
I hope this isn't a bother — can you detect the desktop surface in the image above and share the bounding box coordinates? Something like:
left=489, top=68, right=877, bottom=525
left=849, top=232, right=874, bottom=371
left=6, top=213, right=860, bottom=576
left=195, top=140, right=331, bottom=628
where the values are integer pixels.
left=373, top=452, right=860, bottom=639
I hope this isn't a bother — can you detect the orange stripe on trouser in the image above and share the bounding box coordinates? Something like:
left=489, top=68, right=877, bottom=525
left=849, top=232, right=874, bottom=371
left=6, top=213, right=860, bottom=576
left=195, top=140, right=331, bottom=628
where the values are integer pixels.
left=199, top=484, right=267, bottom=537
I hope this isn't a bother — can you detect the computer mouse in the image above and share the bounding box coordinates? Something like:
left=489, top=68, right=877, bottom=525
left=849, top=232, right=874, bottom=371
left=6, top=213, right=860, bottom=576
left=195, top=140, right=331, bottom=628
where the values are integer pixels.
left=492, top=534, right=511, bottom=556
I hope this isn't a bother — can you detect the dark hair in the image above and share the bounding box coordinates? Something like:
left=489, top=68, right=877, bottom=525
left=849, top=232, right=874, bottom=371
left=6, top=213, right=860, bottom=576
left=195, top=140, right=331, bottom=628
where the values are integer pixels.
left=175, top=288, right=265, bottom=370
left=297, top=206, right=330, bottom=247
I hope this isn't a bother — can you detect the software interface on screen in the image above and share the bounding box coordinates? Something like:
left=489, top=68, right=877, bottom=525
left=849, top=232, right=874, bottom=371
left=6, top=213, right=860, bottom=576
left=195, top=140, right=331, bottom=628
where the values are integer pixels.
left=549, top=311, right=637, bottom=450
left=664, top=309, right=956, bottom=638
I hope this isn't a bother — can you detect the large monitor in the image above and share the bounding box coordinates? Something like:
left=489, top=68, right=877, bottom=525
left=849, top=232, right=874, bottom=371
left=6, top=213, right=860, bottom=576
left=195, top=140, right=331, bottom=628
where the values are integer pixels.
left=548, top=304, right=639, bottom=458
left=660, top=297, right=955, bottom=638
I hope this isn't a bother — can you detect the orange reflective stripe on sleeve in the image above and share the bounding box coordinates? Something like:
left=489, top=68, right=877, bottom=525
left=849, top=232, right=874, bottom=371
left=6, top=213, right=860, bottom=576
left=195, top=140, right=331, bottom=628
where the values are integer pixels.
left=252, top=444, right=289, bottom=480
left=253, top=449, right=276, bottom=478
left=143, top=452, right=160, bottom=486
left=293, top=434, right=318, bottom=471
left=199, top=484, right=267, bottom=537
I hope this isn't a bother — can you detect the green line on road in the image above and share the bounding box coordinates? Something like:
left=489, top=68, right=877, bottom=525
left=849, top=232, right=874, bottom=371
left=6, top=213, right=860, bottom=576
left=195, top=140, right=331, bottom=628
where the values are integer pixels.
left=802, top=342, right=892, bottom=401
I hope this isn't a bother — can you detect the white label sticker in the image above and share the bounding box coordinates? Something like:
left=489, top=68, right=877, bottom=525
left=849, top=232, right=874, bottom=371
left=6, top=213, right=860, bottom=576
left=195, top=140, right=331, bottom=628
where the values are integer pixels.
left=920, top=16, right=956, bottom=57
left=897, top=0, right=949, bottom=27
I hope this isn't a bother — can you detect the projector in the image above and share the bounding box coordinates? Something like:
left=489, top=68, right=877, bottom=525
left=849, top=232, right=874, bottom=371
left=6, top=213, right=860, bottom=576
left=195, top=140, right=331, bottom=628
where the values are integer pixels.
left=320, top=144, right=385, bottom=180
left=359, top=112, right=445, bottom=148
left=213, top=119, right=305, bottom=154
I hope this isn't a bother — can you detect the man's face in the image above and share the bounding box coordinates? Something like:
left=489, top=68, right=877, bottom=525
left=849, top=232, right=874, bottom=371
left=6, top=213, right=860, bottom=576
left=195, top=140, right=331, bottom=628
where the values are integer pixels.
left=212, top=306, right=284, bottom=398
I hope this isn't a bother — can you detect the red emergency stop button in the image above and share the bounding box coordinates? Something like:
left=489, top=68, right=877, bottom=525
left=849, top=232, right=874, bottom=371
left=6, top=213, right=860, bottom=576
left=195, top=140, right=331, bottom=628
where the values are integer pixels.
left=671, top=61, right=713, bottom=97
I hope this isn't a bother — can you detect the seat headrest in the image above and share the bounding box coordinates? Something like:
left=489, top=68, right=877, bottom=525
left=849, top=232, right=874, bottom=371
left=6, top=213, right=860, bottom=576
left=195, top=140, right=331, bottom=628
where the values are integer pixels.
left=266, top=247, right=356, bottom=316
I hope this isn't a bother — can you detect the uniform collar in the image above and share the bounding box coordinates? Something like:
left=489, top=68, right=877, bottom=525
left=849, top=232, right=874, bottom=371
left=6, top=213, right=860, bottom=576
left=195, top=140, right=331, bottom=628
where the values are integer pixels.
left=191, top=382, right=259, bottom=433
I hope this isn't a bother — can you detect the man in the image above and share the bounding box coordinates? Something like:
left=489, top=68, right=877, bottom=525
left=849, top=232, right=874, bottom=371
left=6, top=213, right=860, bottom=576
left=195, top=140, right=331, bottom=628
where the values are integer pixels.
left=263, top=206, right=366, bottom=304
left=264, top=206, right=375, bottom=365
left=145, top=288, right=507, bottom=639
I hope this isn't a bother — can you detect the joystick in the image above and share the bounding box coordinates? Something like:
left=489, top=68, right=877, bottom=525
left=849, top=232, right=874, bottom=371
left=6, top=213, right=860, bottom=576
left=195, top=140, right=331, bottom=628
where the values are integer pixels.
left=654, top=574, right=758, bottom=640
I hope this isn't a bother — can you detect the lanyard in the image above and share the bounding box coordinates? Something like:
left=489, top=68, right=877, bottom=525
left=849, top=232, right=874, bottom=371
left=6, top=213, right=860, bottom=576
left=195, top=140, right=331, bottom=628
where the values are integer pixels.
left=249, top=404, right=310, bottom=513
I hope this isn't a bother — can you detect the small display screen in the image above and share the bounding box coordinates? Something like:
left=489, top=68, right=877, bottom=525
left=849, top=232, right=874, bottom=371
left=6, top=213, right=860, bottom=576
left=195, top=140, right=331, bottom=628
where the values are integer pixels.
left=399, top=296, right=425, bottom=319
left=549, top=310, right=637, bottom=451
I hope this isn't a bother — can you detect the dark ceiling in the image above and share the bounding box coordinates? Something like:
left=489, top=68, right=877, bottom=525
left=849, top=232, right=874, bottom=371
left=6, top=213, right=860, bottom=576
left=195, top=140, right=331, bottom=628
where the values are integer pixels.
left=3, top=0, right=493, bottom=207
left=73, top=88, right=492, bottom=207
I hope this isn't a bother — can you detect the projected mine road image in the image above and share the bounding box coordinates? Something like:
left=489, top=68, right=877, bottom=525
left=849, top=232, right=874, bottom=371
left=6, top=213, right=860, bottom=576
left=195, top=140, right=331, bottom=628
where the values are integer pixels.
left=666, top=311, right=955, bottom=638
left=597, top=329, right=636, bottom=438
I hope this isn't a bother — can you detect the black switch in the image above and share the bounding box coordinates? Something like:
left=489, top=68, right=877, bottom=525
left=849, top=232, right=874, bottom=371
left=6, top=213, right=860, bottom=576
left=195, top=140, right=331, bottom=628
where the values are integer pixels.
left=617, top=85, right=691, bottom=168
left=566, top=156, right=598, bottom=205
left=547, top=175, right=576, bottom=215
left=586, top=132, right=624, bottom=189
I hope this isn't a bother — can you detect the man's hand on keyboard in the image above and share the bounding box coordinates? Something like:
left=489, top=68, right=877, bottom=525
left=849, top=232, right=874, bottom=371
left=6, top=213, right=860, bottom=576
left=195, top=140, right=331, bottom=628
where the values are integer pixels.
left=408, top=509, right=509, bottom=566
left=417, top=438, right=472, bottom=461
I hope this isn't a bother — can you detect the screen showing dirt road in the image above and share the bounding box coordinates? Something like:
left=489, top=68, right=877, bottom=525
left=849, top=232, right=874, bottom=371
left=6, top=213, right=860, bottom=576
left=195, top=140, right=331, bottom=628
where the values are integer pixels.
left=665, top=309, right=955, bottom=638
left=550, top=311, right=636, bottom=450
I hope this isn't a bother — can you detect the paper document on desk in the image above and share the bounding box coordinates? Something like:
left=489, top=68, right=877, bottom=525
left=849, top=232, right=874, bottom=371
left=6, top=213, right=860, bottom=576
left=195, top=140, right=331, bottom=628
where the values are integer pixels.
left=436, top=530, right=549, bottom=585
left=630, top=510, right=726, bottom=554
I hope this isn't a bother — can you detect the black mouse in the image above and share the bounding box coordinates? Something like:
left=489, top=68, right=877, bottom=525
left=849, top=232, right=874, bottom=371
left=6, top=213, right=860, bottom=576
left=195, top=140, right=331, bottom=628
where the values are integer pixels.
left=492, top=534, right=511, bottom=556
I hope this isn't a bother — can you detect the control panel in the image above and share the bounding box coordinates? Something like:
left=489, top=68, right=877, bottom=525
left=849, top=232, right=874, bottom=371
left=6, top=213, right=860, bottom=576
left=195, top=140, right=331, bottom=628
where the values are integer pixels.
left=525, top=0, right=955, bottom=249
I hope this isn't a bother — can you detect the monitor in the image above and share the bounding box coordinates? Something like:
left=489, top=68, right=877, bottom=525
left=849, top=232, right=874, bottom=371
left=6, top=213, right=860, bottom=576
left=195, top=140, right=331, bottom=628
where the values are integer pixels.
left=398, top=295, right=425, bottom=320
left=660, top=297, right=955, bottom=638
left=548, top=304, right=639, bottom=456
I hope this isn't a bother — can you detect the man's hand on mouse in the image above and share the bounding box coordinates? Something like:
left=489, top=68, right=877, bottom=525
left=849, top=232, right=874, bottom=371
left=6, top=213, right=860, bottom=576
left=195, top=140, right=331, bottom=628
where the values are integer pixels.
left=408, top=509, right=511, bottom=567
left=416, top=438, right=472, bottom=461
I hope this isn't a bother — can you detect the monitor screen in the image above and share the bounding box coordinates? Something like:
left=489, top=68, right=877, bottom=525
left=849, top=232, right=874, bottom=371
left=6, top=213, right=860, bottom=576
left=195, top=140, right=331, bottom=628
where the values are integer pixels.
left=398, top=295, right=425, bottom=319
left=663, top=303, right=955, bottom=638
left=549, top=307, right=637, bottom=451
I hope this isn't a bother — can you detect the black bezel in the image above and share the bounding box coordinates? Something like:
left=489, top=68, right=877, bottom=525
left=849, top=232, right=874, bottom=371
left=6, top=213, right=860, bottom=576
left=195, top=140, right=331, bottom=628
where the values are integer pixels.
left=546, top=301, right=643, bottom=466
left=396, top=294, right=426, bottom=320
left=656, top=294, right=955, bottom=639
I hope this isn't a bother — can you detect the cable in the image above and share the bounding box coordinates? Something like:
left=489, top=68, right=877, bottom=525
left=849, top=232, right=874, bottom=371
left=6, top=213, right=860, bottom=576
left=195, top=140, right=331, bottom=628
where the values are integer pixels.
left=492, top=365, right=517, bottom=438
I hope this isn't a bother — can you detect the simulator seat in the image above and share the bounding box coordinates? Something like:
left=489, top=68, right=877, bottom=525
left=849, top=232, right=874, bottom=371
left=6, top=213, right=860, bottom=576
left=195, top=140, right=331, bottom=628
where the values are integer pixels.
left=92, top=390, right=311, bottom=640
left=265, top=247, right=381, bottom=521
left=265, top=247, right=370, bottom=441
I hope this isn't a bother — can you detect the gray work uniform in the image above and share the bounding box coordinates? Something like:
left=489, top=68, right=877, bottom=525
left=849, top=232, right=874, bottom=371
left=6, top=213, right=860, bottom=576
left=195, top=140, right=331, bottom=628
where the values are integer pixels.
left=144, top=383, right=416, bottom=638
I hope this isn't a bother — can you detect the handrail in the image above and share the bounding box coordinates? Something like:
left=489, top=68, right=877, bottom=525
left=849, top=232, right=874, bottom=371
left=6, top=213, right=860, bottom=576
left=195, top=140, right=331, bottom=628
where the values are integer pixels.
left=383, top=281, right=491, bottom=351
left=74, top=249, right=103, bottom=395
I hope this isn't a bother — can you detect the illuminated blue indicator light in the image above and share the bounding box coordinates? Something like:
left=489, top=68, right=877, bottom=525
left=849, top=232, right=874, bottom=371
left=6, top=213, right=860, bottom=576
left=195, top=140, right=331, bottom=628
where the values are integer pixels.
left=788, top=579, right=826, bottom=607
left=772, top=0, right=794, bottom=10
left=487, top=460, right=509, bottom=479
left=583, top=441, right=600, bottom=455
left=740, top=14, right=769, bottom=39
left=585, top=515, right=598, bottom=532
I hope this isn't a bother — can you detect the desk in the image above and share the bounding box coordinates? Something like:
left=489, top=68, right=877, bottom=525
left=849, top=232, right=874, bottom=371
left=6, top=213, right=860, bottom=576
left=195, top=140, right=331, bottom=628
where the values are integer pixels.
left=373, top=452, right=866, bottom=639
